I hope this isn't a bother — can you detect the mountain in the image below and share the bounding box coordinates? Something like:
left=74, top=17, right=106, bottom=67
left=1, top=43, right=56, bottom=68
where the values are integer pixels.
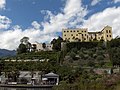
left=0, top=49, right=16, bottom=57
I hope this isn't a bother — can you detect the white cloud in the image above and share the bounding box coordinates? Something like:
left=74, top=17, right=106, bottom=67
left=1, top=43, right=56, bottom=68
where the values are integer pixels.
left=0, top=0, right=6, bottom=10
left=31, top=21, right=41, bottom=29
left=82, top=7, right=120, bottom=38
left=91, top=0, right=101, bottom=6
left=0, top=15, right=12, bottom=29
left=113, top=0, right=120, bottom=3
left=42, top=0, right=87, bottom=34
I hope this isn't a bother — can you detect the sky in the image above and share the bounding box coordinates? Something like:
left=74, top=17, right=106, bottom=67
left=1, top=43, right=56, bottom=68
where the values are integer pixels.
left=0, top=0, right=120, bottom=50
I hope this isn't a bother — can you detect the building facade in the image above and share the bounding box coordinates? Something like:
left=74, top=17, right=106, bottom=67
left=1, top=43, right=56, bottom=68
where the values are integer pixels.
left=32, top=42, right=53, bottom=51
left=62, top=26, right=112, bottom=42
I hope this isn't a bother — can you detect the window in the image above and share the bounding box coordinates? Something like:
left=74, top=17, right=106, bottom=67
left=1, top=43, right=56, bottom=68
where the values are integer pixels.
left=71, top=34, right=73, bottom=36
left=64, top=31, right=66, bottom=33
left=78, top=39, right=81, bottom=41
left=71, top=31, right=72, bottom=32
left=107, top=35, right=108, bottom=37
left=110, top=35, right=111, bottom=37
left=67, top=31, right=69, bottom=32
left=109, top=30, right=111, bottom=33
left=84, top=31, right=86, bottom=32
left=76, top=34, right=78, bottom=36
left=74, top=30, right=75, bottom=32
left=87, top=35, right=88, bottom=39
left=77, top=30, right=79, bottom=32
left=85, top=34, right=86, bottom=36
left=72, top=36, right=75, bottom=39
left=106, top=30, right=108, bottom=33
left=64, top=34, right=66, bottom=36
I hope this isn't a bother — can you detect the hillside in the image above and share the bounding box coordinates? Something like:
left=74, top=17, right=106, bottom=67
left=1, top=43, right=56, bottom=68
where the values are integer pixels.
left=0, top=49, right=16, bottom=57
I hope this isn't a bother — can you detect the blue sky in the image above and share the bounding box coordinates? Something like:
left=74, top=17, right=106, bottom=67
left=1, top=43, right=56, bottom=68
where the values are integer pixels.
left=0, top=0, right=120, bottom=50
left=0, top=0, right=63, bottom=28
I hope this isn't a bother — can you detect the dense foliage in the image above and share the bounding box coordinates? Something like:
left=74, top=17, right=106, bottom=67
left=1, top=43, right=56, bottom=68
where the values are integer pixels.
left=51, top=36, right=63, bottom=51
left=108, top=38, right=120, bottom=66
left=66, top=41, right=99, bottom=52
left=17, top=43, right=27, bottom=54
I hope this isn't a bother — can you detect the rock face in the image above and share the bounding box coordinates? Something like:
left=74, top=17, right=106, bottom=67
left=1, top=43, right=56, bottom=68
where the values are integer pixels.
left=0, top=49, right=16, bottom=57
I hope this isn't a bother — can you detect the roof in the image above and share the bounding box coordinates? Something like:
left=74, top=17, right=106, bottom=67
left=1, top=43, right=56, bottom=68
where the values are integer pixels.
left=19, top=71, right=31, bottom=78
left=44, top=72, right=59, bottom=77
left=62, top=28, right=88, bottom=31
left=101, top=25, right=112, bottom=32
left=88, top=31, right=101, bottom=34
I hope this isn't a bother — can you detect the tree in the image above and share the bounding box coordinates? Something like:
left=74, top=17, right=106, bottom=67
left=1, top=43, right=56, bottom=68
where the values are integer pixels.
left=26, top=42, right=32, bottom=52
left=20, top=37, right=29, bottom=44
left=69, top=52, right=76, bottom=60
left=17, top=37, right=32, bottom=54
left=42, top=43, right=46, bottom=49
left=111, top=47, right=120, bottom=66
left=0, top=60, right=4, bottom=75
left=96, top=55, right=105, bottom=67
left=108, top=38, right=120, bottom=66
left=17, top=43, right=27, bottom=54
left=71, top=48, right=78, bottom=54
left=13, top=70, right=20, bottom=82
left=79, top=52, right=84, bottom=59
left=51, top=36, right=63, bottom=51
left=51, top=38, right=56, bottom=44
left=96, top=55, right=104, bottom=61
left=87, top=61, right=95, bottom=67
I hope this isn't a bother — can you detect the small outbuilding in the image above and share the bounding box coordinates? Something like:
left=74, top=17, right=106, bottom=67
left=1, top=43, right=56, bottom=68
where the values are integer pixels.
left=42, top=72, right=59, bottom=85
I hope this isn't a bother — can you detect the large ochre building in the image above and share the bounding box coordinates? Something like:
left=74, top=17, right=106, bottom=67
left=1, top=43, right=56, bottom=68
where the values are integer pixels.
left=62, top=26, right=112, bottom=42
